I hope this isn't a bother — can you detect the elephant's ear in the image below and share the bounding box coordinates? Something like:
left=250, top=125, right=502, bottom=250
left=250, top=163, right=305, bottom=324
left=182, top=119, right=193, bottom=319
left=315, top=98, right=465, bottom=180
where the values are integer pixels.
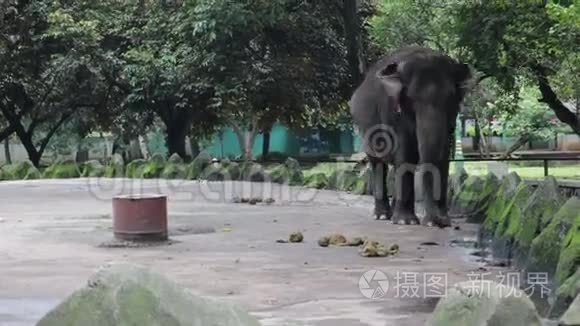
left=376, top=63, right=404, bottom=111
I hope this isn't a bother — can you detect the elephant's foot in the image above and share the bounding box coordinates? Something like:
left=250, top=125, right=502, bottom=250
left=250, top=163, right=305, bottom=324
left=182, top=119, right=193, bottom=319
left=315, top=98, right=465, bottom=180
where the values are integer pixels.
left=374, top=205, right=392, bottom=221
left=422, top=215, right=452, bottom=228
left=392, top=210, right=420, bottom=225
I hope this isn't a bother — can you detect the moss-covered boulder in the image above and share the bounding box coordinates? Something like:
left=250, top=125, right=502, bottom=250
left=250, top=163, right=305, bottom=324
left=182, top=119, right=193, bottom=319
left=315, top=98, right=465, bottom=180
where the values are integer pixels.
left=529, top=197, right=580, bottom=277
left=167, top=153, right=184, bottom=165
left=448, top=175, right=484, bottom=217
left=560, top=293, right=580, bottom=326
left=483, top=172, right=522, bottom=232
left=195, top=160, right=241, bottom=181
left=125, top=159, right=147, bottom=178
left=36, top=263, right=261, bottom=326
left=493, top=182, right=532, bottom=239
left=104, top=154, right=124, bottom=178
left=555, top=212, right=580, bottom=286
left=43, top=160, right=81, bottom=179
left=240, top=162, right=267, bottom=182
left=430, top=280, right=541, bottom=326
left=1, top=160, right=38, bottom=180
left=186, top=153, right=212, bottom=180
left=515, top=176, right=565, bottom=250
left=81, top=160, right=106, bottom=178
left=352, top=166, right=372, bottom=195
left=551, top=268, right=580, bottom=319
left=141, top=154, right=166, bottom=179
left=268, top=160, right=303, bottom=185
left=304, top=173, right=329, bottom=189
left=328, top=169, right=358, bottom=192
left=160, top=163, right=188, bottom=179
left=447, top=168, right=469, bottom=205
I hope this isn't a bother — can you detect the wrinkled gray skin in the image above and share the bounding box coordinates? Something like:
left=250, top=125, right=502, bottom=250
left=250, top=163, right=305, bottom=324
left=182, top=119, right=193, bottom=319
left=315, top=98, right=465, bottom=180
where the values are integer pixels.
left=349, top=46, right=471, bottom=227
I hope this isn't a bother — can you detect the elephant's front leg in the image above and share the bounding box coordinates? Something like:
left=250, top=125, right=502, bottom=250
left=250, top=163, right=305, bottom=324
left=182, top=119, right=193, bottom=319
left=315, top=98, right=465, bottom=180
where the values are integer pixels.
left=371, top=159, right=391, bottom=220
left=417, top=160, right=451, bottom=228
left=391, top=130, right=420, bottom=225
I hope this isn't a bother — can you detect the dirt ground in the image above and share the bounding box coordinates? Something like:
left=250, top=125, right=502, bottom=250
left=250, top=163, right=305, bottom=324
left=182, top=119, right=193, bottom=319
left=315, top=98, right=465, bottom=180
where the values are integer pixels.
left=0, top=178, right=496, bottom=326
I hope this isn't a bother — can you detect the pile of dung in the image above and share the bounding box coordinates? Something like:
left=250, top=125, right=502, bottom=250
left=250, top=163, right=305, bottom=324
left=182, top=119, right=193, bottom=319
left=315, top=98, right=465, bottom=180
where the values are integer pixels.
left=359, top=240, right=399, bottom=258
left=318, top=234, right=364, bottom=247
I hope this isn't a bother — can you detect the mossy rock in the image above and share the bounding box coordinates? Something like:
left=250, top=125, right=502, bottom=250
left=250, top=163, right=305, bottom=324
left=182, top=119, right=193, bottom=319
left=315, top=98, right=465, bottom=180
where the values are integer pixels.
left=448, top=175, right=485, bottom=218
left=515, top=176, right=565, bottom=249
left=43, top=161, right=81, bottom=179
left=81, top=160, right=106, bottom=178
left=239, top=162, right=267, bottom=182
left=352, top=166, right=372, bottom=195
left=186, top=153, right=212, bottom=180
left=304, top=173, right=329, bottom=189
left=551, top=268, right=580, bottom=319
left=560, top=293, right=580, bottom=326
left=447, top=168, right=469, bottom=205
left=167, top=153, right=184, bottom=165
left=160, top=163, right=188, bottom=179
left=104, top=154, right=125, bottom=178
left=529, top=197, right=580, bottom=276
left=328, top=169, right=358, bottom=192
left=494, top=182, right=532, bottom=239
left=36, top=263, right=261, bottom=326
left=555, top=214, right=580, bottom=286
left=1, top=160, right=36, bottom=180
left=199, top=163, right=228, bottom=181
left=483, top=172, right=522, bottom=232
left=268, top=163, right=303, bottom=185
left=468, top=173, right=501, bottom=223
left=125, top=159, right=147, bottom=178
left=430, top=281, right=542, bottom=326
left=140, top=155, right=167, bottom=179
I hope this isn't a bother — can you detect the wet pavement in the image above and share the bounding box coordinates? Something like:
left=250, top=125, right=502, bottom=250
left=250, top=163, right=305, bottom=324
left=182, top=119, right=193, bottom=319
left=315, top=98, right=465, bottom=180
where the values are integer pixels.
left=0, top=178, right=495, bottom=326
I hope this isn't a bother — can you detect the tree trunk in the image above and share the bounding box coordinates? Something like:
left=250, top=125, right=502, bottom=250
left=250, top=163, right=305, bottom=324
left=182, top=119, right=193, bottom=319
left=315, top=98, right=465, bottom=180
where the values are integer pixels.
left=498, top=135, right=529, bottom=159
left=473, top=119, right=481, bottom=152
left=75, top=142, right=89, bottom=163
left=4, top=138, right=11, bottom=164
left=343, top=0, right=366, bottom=90
left=189, top=137, right=200, bottom=158
left=535, top=65, right=580, bottom=136
left=232, top=125, right=257, bottom=160
left=166, top=126, right=187, bottom=159
left=262, top=131, right=271, bottom=160
left=138, top=134, right=150, bottom=159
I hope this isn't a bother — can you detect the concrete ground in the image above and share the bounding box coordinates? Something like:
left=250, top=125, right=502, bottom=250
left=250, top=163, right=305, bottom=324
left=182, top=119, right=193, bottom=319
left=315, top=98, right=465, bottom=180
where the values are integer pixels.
left=0, top=178, right=495, bottom=326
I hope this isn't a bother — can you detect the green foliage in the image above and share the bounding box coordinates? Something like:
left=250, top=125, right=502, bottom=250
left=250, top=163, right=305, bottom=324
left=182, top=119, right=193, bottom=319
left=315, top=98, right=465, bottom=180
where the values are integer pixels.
left=81, top=160, right=106, bottom=178
left=304, top=173, right=329, bottom=190
left=43, top=162, right=81, bottom=179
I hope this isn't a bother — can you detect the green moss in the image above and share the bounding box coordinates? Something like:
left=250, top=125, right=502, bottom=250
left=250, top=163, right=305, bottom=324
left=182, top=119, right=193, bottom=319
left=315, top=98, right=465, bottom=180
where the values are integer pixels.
left=529, top=197, right=580, bottom=274
left=186, top=153, right=212, bottom=180
left=448, top=168, right=469, bottom=204
left=555, top=214, right=580, bottom=285
left=104, top=154, right=124, bottom=178
left=494, top=182, right=532, bottom=238
left=268, top=162, right=303, bottom=185
left=160, top=164, right=188, bottom=179
left=551, top=269, right=580, bottom=318
left=1, top=161, right=36, bottom=180
left=24, top=166, right=41, bottom=180
left=81, top=160, right=106, bottom=178
left=239, top=162, right=266, bottom=182
left=141, top=155, right=167, bottom=179
left=515, top=176, right=564, bottom=249
left=167, top=153, right=183, bottom=165
left=125, top=159, right=147, bottom=178
left=304, top=173, right=329, bottom=189
left=483, top=172, right=522, bottom=232
left=43, top=161, right=81, bottom=179
left=327, top=169, right=358, bottom=191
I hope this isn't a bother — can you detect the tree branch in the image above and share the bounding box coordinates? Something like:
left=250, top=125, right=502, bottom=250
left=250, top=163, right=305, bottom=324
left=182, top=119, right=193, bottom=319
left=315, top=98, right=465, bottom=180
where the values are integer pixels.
left=37, top=113, right=73, bottom=158
left=533, top=65, right=580, bottom=136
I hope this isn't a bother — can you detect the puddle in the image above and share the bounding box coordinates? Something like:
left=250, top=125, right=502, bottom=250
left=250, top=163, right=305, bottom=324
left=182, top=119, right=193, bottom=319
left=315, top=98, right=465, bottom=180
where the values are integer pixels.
left=0, top=298, right=59, bottom=326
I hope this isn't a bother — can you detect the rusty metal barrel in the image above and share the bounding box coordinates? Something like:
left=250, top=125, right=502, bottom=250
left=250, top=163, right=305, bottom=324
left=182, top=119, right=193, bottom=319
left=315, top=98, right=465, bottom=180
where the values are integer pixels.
left=112, top=194, right=168, bottom=241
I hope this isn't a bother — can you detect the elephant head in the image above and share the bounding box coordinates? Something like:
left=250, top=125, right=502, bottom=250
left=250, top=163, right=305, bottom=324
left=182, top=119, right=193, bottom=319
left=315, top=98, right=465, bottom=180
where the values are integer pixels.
left=375, top=53, right=472, bottom=163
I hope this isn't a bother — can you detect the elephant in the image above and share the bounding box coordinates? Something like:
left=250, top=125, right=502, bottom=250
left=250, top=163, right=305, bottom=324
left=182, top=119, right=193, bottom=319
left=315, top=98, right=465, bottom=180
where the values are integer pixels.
left=349, top=46, right=471, bottom=228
